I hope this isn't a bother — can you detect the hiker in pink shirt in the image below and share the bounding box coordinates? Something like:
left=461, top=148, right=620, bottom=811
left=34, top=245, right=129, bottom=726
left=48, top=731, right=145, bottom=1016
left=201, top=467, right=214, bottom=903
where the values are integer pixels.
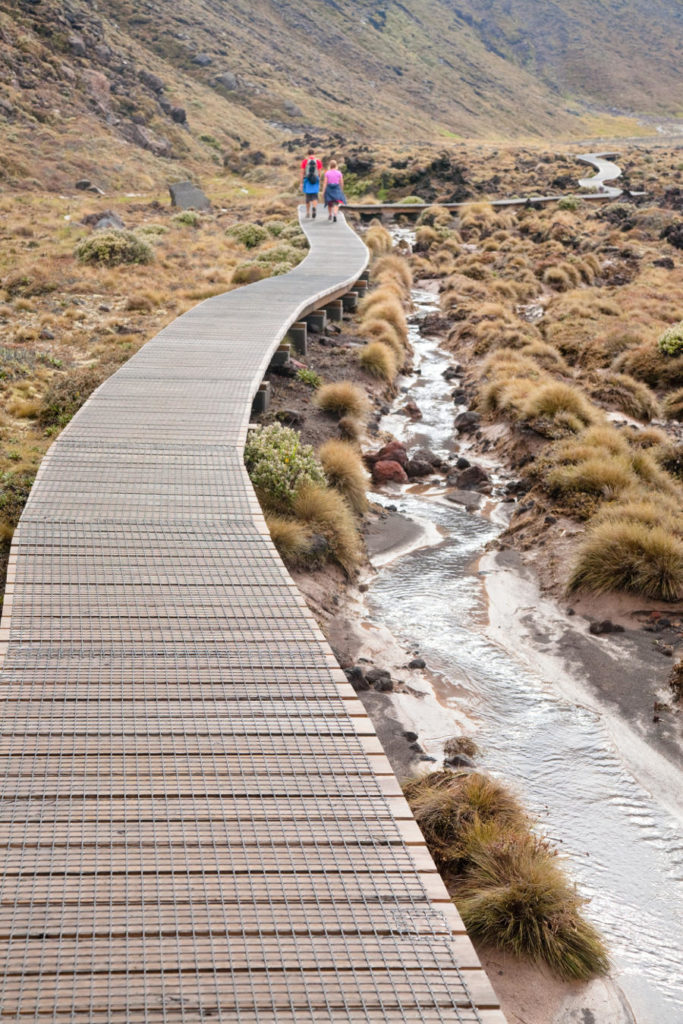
left=322, top=161, right=347, bottom=222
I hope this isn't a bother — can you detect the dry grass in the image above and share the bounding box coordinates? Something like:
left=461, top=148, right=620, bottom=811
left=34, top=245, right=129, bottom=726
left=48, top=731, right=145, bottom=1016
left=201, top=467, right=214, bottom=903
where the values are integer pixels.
left=292, top=483, right=361, bottom=572
left=359, top=341, right=397, bottom=381
left=359, top=318, right=406, bottom=358
left=364, top=222, right=393, bottom=256
left=265, top=516, right=314, bottom=567
left=314, top=381, right=369, bottom=420
left=358, top=291, right=408, bottom=338
left=568, top=521, right=683, bottom=601
left=588, top=371, right=660, bottom=421
left=663, top=387, right=683, bottom=421
left=404, top=771, right=609, bottom=980
left=319, top=439, right=369, bottom=514
left=522, top=382, right=596, bottom=428
left=371, top=254, right=413, bottom=295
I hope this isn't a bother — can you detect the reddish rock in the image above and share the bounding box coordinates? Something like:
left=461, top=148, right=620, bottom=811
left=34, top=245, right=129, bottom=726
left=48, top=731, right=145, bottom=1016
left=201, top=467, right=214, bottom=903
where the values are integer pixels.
left=365, top=440, right=408, bottom=468
left=372, top=460, right=409, bottom=484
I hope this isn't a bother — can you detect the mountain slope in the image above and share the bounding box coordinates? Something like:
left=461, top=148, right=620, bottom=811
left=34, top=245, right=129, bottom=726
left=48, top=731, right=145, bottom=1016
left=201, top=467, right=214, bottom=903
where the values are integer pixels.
left=0, top=0, right=680, bottom=191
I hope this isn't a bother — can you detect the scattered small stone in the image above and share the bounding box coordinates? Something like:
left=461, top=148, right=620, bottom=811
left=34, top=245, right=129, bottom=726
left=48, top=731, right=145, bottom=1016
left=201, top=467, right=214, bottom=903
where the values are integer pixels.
left=386, top=504, right=397, bottom=512
left=589, top=620, right=625, bottom=636
left=419, top=754, right=437, bottom=763
left=445, top=753, right=475, bottom=768
left=653, top=257, right=674, bottom=269
left=403, top=731, right=418, bottom=743
left=455, top=456, right=470, bottom=470
left=408, top=657, right=426, bottom=669
left=567, top=607, right=576, bottom=616
left=451, top=388, right=467, bottom=404
left=39, top=328, right=55, bottom=340
left=365, top=668, right=393, bottom=692
left=75, top=179, right=92, bottom=190
left=358, top=583, right=369, bottom=593
left=409, top=742, right=423, bottom=753
left=98, top=304, right=111, bottom=312
left=193, top=53, right=213, bottom=66
left=411, top=447, right=446, bottom=470
left=545, top=514, right=557, bottom=525
left=345, top=666, right=369, bottom=691
left=442, top=365, right=461, bottom=380
left=449, top=464, right=491, bottom=492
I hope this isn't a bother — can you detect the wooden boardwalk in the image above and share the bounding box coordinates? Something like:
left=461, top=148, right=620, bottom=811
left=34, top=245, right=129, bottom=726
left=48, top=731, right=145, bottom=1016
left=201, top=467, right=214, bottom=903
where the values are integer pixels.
left=0, top=212, right=504, bottom=1022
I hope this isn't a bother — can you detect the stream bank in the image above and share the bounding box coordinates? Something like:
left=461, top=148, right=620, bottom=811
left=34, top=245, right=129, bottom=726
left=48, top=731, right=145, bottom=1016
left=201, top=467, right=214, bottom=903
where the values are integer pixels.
left=345, top=279, right=683, bottom=1024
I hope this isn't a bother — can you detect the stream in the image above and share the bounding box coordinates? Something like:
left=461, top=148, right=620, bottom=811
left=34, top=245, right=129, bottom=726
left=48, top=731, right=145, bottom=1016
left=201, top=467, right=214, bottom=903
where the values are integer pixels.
left=363, top=279, right=683, bottom=1023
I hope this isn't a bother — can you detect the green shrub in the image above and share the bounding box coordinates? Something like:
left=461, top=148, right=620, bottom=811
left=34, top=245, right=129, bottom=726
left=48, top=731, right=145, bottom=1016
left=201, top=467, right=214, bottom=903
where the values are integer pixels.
left=557, top=196, right=582, bottom=211
left=172, top=211, right=200, bottom=227
left=244, top=423, right=325, bottom=511
left=227, top=222, right=268, bottom=248
left=296, top=368, right=321, bottom=389
left=401, top=195, right=425, bottom=204
left=136, top=223, right=168, bottom=237
left=658, top=322, right=683, bottom=357
left=75, top=230, right=154, bottom=266
left=266, top=220, right=285, bottom=237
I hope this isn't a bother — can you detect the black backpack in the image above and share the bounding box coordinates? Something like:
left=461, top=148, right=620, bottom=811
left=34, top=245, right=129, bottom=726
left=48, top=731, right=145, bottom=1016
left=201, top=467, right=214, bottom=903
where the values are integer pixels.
left=306, top=158, right=319, bottom=184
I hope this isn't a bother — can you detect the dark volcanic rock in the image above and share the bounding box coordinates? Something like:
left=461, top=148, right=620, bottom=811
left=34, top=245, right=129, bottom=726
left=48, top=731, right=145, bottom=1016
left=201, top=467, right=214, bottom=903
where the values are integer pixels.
left=193, top=53, right=213, bottom=66
left=411, top=447, right=446, bottom=471
left=454, top=410, right=480, bottom=433
left=448, top=464, right=491, bottom=491
left=130, top=124, right=172, bottom=158
left=214, top=72, right=239, bottom=91
left=366, top=668, right=393, bottom=692
left=589, top=619, right=625, bottom=636
left=661, top=221, right=683, bottom=250
left=653, top=257, right=674, bottom=269
left=138, top=70, right=165, bottom=93
left=170, top=105, right=187, bottom=124
left=345, top=666, right=369, bottom=691
left=408, top=657, right=426, bottom=669
left=400, top=400, right=423, bottom=421
left=82, top=210, right=124, bottom=230
left=405, top=459, right=433, bottom=478
left=169, top=180, right=211, bottom=211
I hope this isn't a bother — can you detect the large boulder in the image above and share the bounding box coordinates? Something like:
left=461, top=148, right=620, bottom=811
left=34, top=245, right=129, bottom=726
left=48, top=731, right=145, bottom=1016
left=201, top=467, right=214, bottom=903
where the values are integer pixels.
left=81, top=210, right=124, bottom=230
left=168, top=180, right=211, bottom=211
left=454, top=410, right=480, bottom=434
left=371, top=460, right=409, bottom=485
left=214, top=72, right=238, bottom=91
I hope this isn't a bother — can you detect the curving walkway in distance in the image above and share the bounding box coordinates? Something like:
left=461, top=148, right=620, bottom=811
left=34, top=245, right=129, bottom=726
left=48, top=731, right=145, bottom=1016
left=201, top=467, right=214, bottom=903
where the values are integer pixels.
left=346, top=151, right=634, bottom=215
left=0, top=212, right=504, bottom=1021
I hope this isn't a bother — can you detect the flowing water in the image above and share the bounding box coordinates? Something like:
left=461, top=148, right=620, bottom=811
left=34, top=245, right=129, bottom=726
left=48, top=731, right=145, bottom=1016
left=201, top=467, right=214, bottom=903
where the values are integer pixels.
left=364, top=283, right=683, bottom=1022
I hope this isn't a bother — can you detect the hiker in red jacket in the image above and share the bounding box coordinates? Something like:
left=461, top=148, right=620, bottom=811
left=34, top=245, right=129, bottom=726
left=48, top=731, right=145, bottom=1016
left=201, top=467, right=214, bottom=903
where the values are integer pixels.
left=300, top=149, right=323, bottom=218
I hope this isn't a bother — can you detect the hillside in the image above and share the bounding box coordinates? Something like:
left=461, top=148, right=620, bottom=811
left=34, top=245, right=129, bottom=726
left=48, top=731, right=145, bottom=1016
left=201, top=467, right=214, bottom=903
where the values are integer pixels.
left=1, top=0, right=681, bottom=192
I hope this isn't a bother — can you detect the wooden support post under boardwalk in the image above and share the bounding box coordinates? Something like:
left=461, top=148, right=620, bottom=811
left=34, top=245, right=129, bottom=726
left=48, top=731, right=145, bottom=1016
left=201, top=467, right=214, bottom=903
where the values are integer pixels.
left=342, top=291, right=358, bottom=313
left=269, top=344, right=291, bottom=368
left=307, top=309, right=326, bottom=332
left=354, top=279, right=368, bottom=298
left=288, top=320, right=307, bottom=355
left=251, top=380, right=271, bottom=415
left=325, top=299, right=344, bottom=322
left=358, top=269, right=370, bottom=282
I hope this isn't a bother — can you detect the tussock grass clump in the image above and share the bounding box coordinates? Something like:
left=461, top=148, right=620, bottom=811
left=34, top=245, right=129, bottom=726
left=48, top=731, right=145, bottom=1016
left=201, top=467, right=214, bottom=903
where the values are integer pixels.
left=568, top=521, right=683, bottom=601
left=545, top=456, right=634, bottom=501
left=319, top=439, right=369, bottom=514
left=232, top=262, right=265, bottom=284
left=523, top=382, right=595, bottom=428
left=358, top=291, right=408, bottom=338
left=265, top=516, right=314, bottom=568
left=417, top=205, right=452, bottom=228
left=293, top=483, right=360, bottom=572
left=172, top=211, right=200, bottom=227
left=414, top=225, right=441, bottom=252
left=365, top=222, right=392, bottom=256
left=458, top=820, right=609, bottom=980
left=359, top=341, right=397, bottom=381
left=359, top=318, right=406, bottom=358
left=663, top=387, right=683, bottom=421
left=338, top=415, right=362, bottom=441
left=404, top=771, right=609, bottom=980
left=588, top=372, right=660, bottom=421
left=314, top=381, right=369, bottom=420
left=371, top=254, right=413, bottom=295
left=404, top=771, right=526, bottom=870
left=75, top=230, right=154, bottom=267
left=614, top=341, right=683, bottom=389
